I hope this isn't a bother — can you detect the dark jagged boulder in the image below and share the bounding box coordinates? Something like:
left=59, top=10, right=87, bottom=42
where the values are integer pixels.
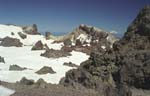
left=9, top=65, right=27, bottom=71
left=19, top=77, right=34, bottom=85
left=18, top=32, right=27, bottom=39
left=34, top=78, right=47, bottom=88
left=114, top=6, right=150, bottom=51
left=41, top=49, right=71, bottom=58
left=0, top=36, right=23, bottom=47
left=63, top=62, right=78, bottom=67
left=0, top=56, right=5, bottom=63
left=31, top=40, right=48, bottom=50
left=31, top=41, right=43, bottom=50
left=60, top=54, right=117, bottom=95
left=36, top=66, right=56, bottom=75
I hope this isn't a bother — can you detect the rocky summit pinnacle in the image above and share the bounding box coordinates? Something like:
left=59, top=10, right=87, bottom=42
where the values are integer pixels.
left=113, top=5, right=150, bottom=51
left=125, top=5, right=150, bottom=39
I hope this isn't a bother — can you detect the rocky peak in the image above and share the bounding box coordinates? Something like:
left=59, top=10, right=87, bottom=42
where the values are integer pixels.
left=67, top=24, right=118, bottom=47
left=22, top=24, right=40, bottom=35
left=124, top=6, right=150, bottom=39
left=60, top=6, right=150, bottom=96
left=114, top=6, right=150, bottom=51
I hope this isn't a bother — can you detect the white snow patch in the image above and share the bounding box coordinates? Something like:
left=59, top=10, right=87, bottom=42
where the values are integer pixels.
left=0, top=24, right=63, bottom=50
left=0, top=46, right=89, bottom=84
left=101, top=46, right=106, bottom=49
left=77, top=34, right=91, bottom=44
left=0, top=86, right=15, bottom=96
left=0, top=24, right=23, bottom=39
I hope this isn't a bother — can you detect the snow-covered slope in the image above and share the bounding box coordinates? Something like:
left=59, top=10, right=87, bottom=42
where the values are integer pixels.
left=0, top=46, right=89, bottom=84
left=0, top=24, right=23, bottom=39
left=0, top=24, right=63, bottom=49
left=0, top=24, right=89, bottom=84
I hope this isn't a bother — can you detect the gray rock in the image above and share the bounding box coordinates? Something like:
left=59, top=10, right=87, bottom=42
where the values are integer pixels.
left=19, top=77, right=34, bottom=85
left=18, top=32, right=27, bottom=39
left=41, top=49, right=71, bottom=58
left=0, top=36, right=22, bottom=47
left=60, top=6, right=150, bottom=96
left=9, top=65, right=27, bottom=71
left=36, top=66, right=56, bottom=75
left=63, top=62, right=78, bottom=67
left=35, top=78, right=47, bottom=88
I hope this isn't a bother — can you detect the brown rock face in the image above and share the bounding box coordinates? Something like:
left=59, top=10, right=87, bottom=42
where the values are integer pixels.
left=60, top=6, right=150, bottom=96
left=114, top=6, right=150, bottom=51
left=31, top=40, right=44, bottom=50
left=0, top=36, right=22, bottom=47
left=41, top=49, right=71, bottom=58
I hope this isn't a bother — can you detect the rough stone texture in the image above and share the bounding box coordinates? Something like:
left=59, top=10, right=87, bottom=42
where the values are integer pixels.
left=41, top=49, right=71, bottom=58
left=0, top=36, right=23, bottom=47
left=0, top=56, right=5, bottom=63
left=9, top=65, right=27, bottom=71
left=60, top=6, right=150, bottom=96
left=36, top=66, right=56, bottom=75
left=63, top=62, right=78, bottom=67
left=1, top=81, right=99, bottom=96
left=31, top=40, right=44, bottom=50
left=19, top=77, right=34, bottom=85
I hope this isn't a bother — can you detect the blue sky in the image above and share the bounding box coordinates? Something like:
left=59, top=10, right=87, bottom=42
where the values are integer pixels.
left=0, top=0, right=149, bottom=34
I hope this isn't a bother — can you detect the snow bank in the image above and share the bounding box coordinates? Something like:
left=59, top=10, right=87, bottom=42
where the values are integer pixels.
left=0, top=24, right=63, bottom=50
left=0, top=46, right=89, bottom=84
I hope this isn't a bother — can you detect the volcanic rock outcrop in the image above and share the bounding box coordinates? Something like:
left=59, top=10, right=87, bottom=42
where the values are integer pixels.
left=41, top=49, right=71, bottom=58
left=9, top=65, right=27, bottom=71
left=0, top=36, right=23, bottom=47
left=60, top=6, right=150, bottom=96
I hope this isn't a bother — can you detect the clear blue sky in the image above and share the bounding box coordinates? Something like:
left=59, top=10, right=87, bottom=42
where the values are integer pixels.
left=0, top=0, right=149, bottom=34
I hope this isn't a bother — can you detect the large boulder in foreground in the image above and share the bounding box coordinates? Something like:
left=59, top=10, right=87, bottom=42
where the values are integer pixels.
left=0, top=36, right=23, bottom=47
left=60, top=6, right=150, bottom=96
left=36, top=66, right=56, bottom=75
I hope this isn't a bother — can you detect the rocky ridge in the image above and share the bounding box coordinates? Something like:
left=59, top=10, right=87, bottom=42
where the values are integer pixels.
left=60, top=6, right=150, bottom=96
